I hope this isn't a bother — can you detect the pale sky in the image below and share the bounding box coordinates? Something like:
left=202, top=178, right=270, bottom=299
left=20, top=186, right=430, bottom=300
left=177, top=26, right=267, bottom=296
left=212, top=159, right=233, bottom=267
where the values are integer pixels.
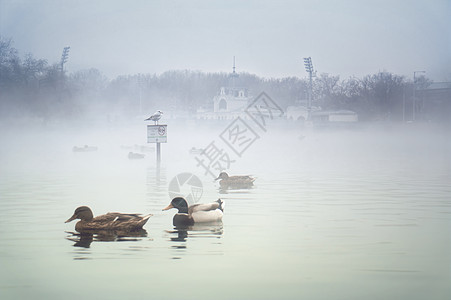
left=1, top=0, right=450, bottom=81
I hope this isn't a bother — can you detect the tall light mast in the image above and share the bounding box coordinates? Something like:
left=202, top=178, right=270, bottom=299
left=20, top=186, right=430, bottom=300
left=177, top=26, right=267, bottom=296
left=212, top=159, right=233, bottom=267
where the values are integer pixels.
left=303, top=57, right=314, bottom=118
left=231, top=56, right=238, bottom=88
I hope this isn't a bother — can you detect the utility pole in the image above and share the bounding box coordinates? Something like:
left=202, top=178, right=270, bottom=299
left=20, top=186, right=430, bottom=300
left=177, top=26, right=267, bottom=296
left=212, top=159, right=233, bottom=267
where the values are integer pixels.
left=402, top=86, right=406, bottom=122
left=138, top=73, right=143, bottom=115
left=412, top=70, right=425, bottom=121
left=303, top=57, right=314, bottom=119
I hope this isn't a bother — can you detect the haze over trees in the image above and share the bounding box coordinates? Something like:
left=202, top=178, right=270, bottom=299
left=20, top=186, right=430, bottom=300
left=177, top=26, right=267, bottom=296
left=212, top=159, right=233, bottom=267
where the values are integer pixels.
left=0, top=36, right=444, bottom=125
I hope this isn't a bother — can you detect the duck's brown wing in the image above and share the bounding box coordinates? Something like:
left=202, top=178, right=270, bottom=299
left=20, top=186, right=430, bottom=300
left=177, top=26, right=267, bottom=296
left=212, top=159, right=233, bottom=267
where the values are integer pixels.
left=114, top=215, right=151, bottom=229
left=92, top=213, right=119, bottom=223
left=101, top=213, right=151, bottom=228
left=92, top=213, right=146, bottom=224
left=114, top=213, right=144, bottom=221
left=78, top=213, right=151, bottom=232
left=230, top=175, right=254, bottom=181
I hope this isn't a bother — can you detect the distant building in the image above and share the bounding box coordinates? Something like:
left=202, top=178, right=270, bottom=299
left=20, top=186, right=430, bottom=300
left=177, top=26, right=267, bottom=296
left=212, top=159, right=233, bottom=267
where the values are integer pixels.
left=287, top=103, right=357, bottom=126
left=311, top=110, right=358, bottom=124
left=214, top=87, right=249, bottom=112
left=417, top=82, right=451, bottom=123
left=197, top=60, right=253, bottom=120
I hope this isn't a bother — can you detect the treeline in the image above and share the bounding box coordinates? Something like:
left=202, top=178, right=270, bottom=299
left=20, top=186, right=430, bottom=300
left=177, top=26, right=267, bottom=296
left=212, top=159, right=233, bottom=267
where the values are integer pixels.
left=0, top=36, right=438, bottom=124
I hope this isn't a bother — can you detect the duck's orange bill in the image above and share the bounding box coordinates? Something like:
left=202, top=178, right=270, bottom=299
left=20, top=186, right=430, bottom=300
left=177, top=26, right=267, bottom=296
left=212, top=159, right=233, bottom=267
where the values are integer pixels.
left=162, top=203, right=174, bottom=211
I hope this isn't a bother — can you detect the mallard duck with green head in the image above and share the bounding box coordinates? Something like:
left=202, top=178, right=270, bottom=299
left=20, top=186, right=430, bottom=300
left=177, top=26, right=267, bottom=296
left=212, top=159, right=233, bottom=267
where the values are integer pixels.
left=65, top=206, right=152, bottom=232
left=162, top=197, right=224, bottom=226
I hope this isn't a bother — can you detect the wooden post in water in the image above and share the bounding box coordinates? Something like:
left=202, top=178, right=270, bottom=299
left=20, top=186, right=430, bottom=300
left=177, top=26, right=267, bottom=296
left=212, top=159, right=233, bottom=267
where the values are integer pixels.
left=156, top=142, right=160, bottom=181
left=156, top=142, right=161, bottom=166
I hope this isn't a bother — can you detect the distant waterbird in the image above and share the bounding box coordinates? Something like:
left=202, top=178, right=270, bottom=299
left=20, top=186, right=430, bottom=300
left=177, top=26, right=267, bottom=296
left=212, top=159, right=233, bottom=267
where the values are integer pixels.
left=72, top=145, right=98, bottom=152
left=65, top=206, right=152, bottom=232
left=128, top=152, right=145, bottom=159
left=215, top=172, right=255, bottom=188
left=145, top=110, right=163, bottom=124
left=162, top=197, right=224, bottom=226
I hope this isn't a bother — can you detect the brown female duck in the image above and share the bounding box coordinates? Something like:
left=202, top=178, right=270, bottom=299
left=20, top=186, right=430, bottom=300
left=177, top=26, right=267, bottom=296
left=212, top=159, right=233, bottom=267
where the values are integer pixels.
left=215, top=172, right=255, bottom=188
left=65, top=206, right=152, bottom=232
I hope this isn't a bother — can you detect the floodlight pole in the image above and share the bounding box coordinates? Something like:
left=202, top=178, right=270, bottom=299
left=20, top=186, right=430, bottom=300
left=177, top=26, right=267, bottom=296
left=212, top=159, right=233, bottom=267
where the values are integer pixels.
left=303, top=57, right=314, bottom=119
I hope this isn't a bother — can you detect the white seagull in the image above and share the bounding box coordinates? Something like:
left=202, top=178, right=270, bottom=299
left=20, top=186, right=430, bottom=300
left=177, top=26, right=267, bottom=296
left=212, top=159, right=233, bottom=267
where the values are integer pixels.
left=145, top=110, right=163, bottom=124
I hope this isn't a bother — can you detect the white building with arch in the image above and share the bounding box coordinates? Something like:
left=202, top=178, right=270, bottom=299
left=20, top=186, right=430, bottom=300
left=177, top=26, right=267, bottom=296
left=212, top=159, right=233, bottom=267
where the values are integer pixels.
left=197, top=61, right=253, bottom=120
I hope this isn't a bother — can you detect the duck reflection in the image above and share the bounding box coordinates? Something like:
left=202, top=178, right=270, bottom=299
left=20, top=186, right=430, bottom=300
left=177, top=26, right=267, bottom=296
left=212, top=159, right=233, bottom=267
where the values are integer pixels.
left=166, top=223, right=223, bottom=258
left=219, top=184, right=254, bottom=194
left=66, top=229, right=148, bottom=248
left=66, top=232, right=94, bottom=248
left=167, top=223, right=223, bottom=242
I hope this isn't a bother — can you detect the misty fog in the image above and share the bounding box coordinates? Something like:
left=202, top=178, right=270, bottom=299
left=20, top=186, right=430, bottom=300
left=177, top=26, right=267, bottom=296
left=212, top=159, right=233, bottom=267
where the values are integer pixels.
left=1, top=110, right=450, bottom=296
left=1, top=1, right=451, bottom=299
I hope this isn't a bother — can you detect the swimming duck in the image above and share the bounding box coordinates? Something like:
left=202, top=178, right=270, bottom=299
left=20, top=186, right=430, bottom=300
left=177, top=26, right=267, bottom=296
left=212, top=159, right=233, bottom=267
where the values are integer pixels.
left=215, top=172, right=255, bottom=188
left=128, top=152, right=145, bottom=159
left=162, top=197, right=224, bottom=226
left=65, top=206, right=152, bottom=232
left=73, top=145, right=98, bottom=152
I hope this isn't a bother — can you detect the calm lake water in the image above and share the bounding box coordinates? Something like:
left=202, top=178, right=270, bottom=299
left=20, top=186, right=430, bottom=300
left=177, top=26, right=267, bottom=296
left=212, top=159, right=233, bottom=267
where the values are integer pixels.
left=0, top=120, right=450, bottom=300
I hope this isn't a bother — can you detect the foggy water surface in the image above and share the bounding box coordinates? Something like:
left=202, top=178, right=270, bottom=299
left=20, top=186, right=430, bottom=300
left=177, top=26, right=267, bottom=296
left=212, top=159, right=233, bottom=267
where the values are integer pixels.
left=0, top=122, right=450, bottom=300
